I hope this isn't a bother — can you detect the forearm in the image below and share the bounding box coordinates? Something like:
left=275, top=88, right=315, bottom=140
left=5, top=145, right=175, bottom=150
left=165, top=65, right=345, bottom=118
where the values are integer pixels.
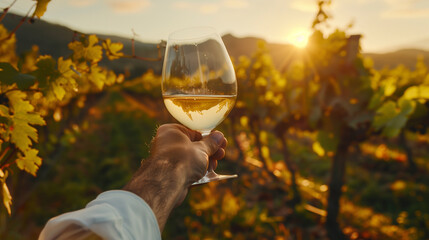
left=123, top=156, right=188, bottom=231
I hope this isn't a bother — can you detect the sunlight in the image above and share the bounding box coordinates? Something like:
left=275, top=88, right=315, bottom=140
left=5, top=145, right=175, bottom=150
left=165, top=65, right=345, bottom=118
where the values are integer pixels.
left=286, top=29, right=310, bottom=48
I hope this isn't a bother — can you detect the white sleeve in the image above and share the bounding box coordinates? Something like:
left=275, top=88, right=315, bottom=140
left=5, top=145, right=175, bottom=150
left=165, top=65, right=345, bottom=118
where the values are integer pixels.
left=38, top=190, right=161, bottom=240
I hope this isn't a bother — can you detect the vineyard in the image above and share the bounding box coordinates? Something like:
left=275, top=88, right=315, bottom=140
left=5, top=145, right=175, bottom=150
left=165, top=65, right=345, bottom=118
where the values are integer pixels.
left=1, top=1, right=429, bottom=239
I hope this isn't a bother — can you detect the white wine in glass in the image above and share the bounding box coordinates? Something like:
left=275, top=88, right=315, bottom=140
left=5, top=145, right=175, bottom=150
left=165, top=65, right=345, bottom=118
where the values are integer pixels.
left=162, top=26, right=237, bottom=185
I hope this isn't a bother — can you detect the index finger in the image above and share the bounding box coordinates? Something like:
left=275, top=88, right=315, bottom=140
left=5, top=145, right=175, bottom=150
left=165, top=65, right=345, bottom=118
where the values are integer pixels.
left=158, top=124, right=203, bottom=142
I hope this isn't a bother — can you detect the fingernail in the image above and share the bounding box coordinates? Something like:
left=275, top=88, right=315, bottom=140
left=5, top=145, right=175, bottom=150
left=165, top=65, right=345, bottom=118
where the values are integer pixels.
left=210, top=132, right=224, bottom=145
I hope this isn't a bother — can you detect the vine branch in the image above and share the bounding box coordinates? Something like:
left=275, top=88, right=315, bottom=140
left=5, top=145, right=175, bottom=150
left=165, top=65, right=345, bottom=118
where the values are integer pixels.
left=0, top=3, right=36, bottom=43
left=0, top=0, right=18, bottom=23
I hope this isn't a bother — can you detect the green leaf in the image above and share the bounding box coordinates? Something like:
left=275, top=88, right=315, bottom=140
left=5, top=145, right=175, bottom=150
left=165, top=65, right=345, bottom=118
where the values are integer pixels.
left=34, top=56, right=57, bottom=88
left=316, top=130, right=338, bottom=152
left=16, top=149, right=42, bottom=176
left=309, top=106, right=322, bottom=127
left=15, top=73, right=36, bottom=90
left=372, top=101, right=396, bottom=130
left=0, top=62, right=36, bottom=89
left=6, top=91, right=46, bottom=152
left=398, top=98, right=415, bottom=115
left=347, top=112, right=374, bottom=129
left=372, top=99, right=416, bottom=138
left=368, top=90, right=384, bottom=110
left=0, top=62, right=17, bottom=85
left=33, top=56, right=78, bottom=101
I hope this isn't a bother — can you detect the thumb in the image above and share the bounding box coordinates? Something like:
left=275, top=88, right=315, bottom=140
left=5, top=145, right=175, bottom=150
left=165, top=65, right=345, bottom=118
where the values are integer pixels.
left=199, top=131, right=226, bottom=157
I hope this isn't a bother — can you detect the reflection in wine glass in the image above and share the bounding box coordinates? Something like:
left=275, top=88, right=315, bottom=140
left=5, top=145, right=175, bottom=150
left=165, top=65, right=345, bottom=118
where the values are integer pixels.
left=162, top=26, right=237, bottom=185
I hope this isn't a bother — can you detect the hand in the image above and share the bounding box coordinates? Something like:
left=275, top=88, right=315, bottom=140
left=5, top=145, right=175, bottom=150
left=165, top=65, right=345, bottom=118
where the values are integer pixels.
left=123, top=124, right=227, bottom=231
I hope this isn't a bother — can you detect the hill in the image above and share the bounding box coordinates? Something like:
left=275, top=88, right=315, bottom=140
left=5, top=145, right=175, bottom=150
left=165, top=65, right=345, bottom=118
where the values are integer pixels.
left=2, top=13, right=163, bottom=77
left=2, top=13, right=428, bottom=77
left=363, top=49, right=429, bottom=70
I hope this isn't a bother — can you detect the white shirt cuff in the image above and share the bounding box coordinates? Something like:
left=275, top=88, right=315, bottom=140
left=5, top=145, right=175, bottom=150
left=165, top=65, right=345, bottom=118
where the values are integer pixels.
left=39, top=190, right=161, bottom=240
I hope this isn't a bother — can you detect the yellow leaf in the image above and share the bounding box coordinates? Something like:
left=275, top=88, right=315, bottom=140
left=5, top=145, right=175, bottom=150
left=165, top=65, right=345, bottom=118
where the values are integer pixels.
left=402, top=85, right=429, bottom=100
left=277, top=77, right=286, bottom=88
left=68, top=35, right=102, bottom=63
left=57, top=57, right=74, bottom=78
left=0, top=25, right=17, bottom=63
left=68, top=41, right=85, bottom=60
left=16, top=149, right=42, bottom=176
left=7, top=91, right=46, bottom=152
left=260, top=131, right=268, bottom=144
left=312, top=141, right=325, bottom=157
left=56, top=57, right=78, bottom=98
left=265, top=91, right=274, bottom=101
left=255, top=77, right=267, bottom=87
left=89, top=65, right=106, bottom=90
left=32, top=0, right=51, bottom=18
left=383, top=77, right=397, bottom=97
left=222, top=190, right=240, bottom=218
left=51, top=81, right=66, bottom=100
left=236, top=68, right=247, bottom=79
left=0, top=169, right=12, bottom=215
left=105, top=70, right=117, bottom=86
left=390, top=180, right=406, bottom=191
left=261, top=146, right=270, bottom=160
left=240, top=116, right=248, bottom=126
left=86, top=35, right=103, bottom=62
left=103, top=39, right=124, bottom=60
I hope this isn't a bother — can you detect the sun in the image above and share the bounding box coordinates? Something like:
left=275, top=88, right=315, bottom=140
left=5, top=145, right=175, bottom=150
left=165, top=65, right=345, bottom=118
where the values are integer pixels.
left=286, top=29, right=310, bottom=49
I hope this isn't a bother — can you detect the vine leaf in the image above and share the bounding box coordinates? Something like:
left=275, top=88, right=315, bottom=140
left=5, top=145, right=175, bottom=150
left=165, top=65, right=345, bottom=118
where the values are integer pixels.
left=55, top=57, right=77, bottom=100
left=32, top=0, right=51, bottom=18
left=316, top=129, right=338, bottom=153
left=0, top=169, right=12, bottom=215
left=34, top=56, right=57, bottom=89
left=69, top=35, right=103, bottom=63
left=16, top=149, right=42, bottom=176
left=402, top=85, right=429, bottom=100
left=7, top=91, right=46, bottom=153
left=103, top=39, right=124, bottom=60
left=89, top=65, right=106, bottom=90
left=372, top=99, right=416, bottom=137
left=86, top=35, right=103, bottom=62
left=0, top=62, right=36, bottom=89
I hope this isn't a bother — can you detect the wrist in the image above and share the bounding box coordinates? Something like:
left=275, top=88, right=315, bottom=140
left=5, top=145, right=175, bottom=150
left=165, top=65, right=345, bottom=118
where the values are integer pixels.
left=124, top=157, right=186, bottom=200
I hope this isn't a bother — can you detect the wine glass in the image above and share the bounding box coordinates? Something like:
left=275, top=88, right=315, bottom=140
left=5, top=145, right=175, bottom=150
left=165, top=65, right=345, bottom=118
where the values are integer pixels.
left=161, top=26, right=237, bottom=185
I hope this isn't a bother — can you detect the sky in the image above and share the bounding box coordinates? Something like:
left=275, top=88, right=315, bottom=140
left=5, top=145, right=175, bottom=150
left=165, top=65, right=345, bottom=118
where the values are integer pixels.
left=4, top=0, right=429, bottom=53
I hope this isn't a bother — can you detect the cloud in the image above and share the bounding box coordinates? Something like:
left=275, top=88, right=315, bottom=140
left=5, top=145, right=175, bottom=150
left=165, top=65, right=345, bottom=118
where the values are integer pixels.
left=172, top=0, right=248, bottom=14
left=172, top=1, right=193, bottom=9
left=108, top=0, right=150, bottom=14
left=68, top=0, right=97, bottom=7
left=382, top=0, right=429, bottom=18
left=382, top=8, right=429, bottom=18
left=222, top=0, right=249, bottom=9
left=290, top=0, right=317, bottom=12
left=199, top=3, right=220, bottom=14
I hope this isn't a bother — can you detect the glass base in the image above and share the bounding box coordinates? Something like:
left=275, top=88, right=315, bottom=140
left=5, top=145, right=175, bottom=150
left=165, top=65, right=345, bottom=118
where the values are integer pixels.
left=192, top=170, right=238, bottom=185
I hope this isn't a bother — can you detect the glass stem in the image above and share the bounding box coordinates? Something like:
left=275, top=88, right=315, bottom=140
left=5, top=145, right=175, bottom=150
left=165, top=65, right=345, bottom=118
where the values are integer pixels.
left=201, top=130, right=216, bottom=175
